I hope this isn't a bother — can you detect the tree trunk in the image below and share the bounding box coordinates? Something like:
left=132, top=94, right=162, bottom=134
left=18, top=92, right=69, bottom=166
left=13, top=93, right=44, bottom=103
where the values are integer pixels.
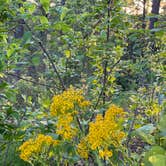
left=61, top=0, right=66, bottom=5
left=142, top=0, right=146, bottom=29
left=149, top=0, right=161, bottom=29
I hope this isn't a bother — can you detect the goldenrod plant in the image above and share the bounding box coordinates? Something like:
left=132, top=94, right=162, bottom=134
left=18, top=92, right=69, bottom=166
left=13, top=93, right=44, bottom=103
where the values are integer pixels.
left=19, top=88, right=126, bottom=165
left=0, top=0, right=165, bottom=165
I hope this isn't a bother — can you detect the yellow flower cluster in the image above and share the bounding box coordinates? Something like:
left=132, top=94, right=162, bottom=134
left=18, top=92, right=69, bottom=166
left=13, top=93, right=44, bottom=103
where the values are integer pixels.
left=19, top=134, right=59, bottom=162
left=77, top=138, right=89, bottom=159
left=50, top=87, right=90, bottom=116
left=77, top=104, right=125, bottom=159
left=56, top=114, right=78, bottom=140
left=50, top=87, right=90, bottom=140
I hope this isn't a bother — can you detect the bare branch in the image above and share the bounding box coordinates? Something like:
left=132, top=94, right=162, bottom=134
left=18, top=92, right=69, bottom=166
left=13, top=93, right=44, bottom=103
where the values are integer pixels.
left=6, top=73, right=60, bottom=89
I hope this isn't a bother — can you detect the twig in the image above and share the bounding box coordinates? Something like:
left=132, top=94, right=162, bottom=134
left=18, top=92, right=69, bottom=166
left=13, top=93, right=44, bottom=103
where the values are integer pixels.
left=76, top=116, right=83, bottom=132
left=25, top=23, right=66, bottom=91
left=107, top=0, right=111, bottom=42
left=90, top=0, right=113, bottom=121
left=108, top=57, right=122, bottom=75
left=6, top=73, right=59, bottom=89
left=102, top=0, right=111, bottom=107
left=90, top=87, right=104, bottom=122
left=126, top=109, right=138, bottom=157
left=102, top=60, right=108, bottom=106
left=38, top=41, right=66, bottom=90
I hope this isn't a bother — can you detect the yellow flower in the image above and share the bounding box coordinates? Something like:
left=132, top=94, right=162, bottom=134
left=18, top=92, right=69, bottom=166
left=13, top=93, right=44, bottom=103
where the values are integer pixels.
left=99, top=149, right=113, bottom=159
left=50, top=87, right=90, bottom=140
left=19, top=134, right=59, bottom=162
left=105, top=104, right=125, bottom=120
left=77, top=105, right=125, bottom=159
left=79, top=101, right=91, bottom=107
left=56, top=114, right=78, bottom=140
left=77, top=138, right=89, bottom=159
left=50, top=87, right=90, bottom=116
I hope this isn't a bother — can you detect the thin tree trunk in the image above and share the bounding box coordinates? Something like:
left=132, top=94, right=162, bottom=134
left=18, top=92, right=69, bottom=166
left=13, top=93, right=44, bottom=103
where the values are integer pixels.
left=142, top=0, right=146, bottom=29
left=61, top=0, right=66, bottom=5
left=102, top=0, right=111, bottom=106
left=149, top=0, right=161, bottom=29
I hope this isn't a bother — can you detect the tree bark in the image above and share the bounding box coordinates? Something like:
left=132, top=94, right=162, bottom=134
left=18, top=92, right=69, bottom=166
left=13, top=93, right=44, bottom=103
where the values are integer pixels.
left=149, top=0, right=161, bottom=29
left=61, top=0, right=66, bottom=5
left=142, top=0, right=146, bottom=29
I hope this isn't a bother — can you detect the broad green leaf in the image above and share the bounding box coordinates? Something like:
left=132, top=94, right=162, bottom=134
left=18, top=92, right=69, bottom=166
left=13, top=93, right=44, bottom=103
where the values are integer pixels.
left=39, top=16, right=49, bottom=24
left=149, top=155, right=166, bottom=166
left=143, top=146, right=166, bottom=166
left=40, top=0, right=50, bottom=13
left=150, top=28, right=162, bottom=32
left=60, top=7, right=69, bottom=21
left=54, top=22, right=72, bottom=32
left=135, top=124, right=156, bottom=144
left=136, top=124, right=156, bottom=134
left=0, top=81, right=7, bottom=90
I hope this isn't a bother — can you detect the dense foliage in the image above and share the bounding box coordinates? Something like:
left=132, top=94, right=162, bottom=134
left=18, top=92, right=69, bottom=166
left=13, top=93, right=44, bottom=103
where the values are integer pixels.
left=0, top=0, right=165, bottom=165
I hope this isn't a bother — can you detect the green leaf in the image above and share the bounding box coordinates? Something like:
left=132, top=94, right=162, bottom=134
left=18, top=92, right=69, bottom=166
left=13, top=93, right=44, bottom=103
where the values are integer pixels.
left=40, top=0, right=50, bottom=13
left=136, top=124, right=156, bottom=134
left=0, top=81, right=7, bottom=90
left=149, top=155, right=166, bottom=166
left=42, top=98, right=50, bottom=109
left=5, top=90, right=16, bottom=103
left=39, top=16, right=49, bottom=24
left=158, top=114, right=166, bottom=132
left=150, top=28, right=162, bottom=32
left=135, top=124, right=156, bottom=144
left=54, top=22, right=72, bottom=33
left=22, top=31, right=32, bottom=44
left=7, top=48, right=14, bottom=58
left=94, top=152, right=103, bottom=166
left=60, top=7, right=69, bottom=21
left=25, top=2, right=36, bottom=14
left=143, top=146, right=166, bottom=166
left=32, top=56, right=40, bottom=65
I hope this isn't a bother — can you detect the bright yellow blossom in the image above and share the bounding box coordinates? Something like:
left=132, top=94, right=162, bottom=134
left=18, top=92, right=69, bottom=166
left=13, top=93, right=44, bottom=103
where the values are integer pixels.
left=77, top=138, right=89, bottom=159
left=77, top=104, right=125, bottom=159
left=50, top=87, right=90, bottom=140
left=50, top=87, right=90, bottom=116
left=19, top=134, right=59, bottom=162
left=56, top=114, right=78, bottom=140
left=99, top=149, right=113, bottom=159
